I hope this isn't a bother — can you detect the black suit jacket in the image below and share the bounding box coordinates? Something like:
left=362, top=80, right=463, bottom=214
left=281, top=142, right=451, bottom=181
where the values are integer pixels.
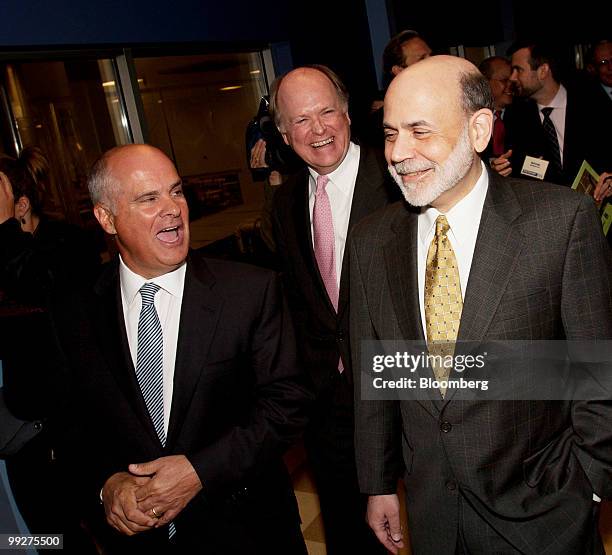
left=272, top=145, right=399, bottom=396
left=5, top=252, right=311, bottom=552
left=508, top=89, right=611, bottom=185
left=351, top=172, right=612, bottom=554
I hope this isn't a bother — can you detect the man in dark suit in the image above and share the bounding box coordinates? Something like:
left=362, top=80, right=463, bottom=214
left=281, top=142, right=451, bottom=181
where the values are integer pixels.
left=478, top=56, right=513, bottom=164
left=270, top=65, right=398, bottom=554
left=5, top=144, right=311, bottom=553
left=491, top=41, right=611, bottom=185
left=587, top=39, right=612, bottom=110
left=351, top=56, right=612, bottom=554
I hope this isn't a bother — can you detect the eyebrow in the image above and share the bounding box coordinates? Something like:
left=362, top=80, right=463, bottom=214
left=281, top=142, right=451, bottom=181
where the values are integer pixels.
left=133, top=180, right=182, bottom=201
left=383, top=119, right=432, bottom=130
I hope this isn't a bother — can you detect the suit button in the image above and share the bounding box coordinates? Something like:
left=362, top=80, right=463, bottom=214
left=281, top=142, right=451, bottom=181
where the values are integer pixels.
left=337, top=330, right=345, bottom=342
left=34, top=421, right=43, bottom=431
left=440, top=421, right=452, bottom=433
left=445, top=479, right=457, bottom=491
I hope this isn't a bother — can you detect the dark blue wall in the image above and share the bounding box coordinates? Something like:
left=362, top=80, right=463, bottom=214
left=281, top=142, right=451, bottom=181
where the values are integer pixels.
left=0, top=0, right=382, bottom=139
left=0, top=0, right=289, bottom=47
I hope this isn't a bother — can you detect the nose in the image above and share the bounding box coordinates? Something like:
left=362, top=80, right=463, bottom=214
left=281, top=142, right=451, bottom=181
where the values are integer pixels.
left=161, top=193, right=182, bottom=217
left=509, top=68, right=518, bottom=82
left=386, top=133, right=417, bottom=165
left=311, top=116, right=326, bottom=135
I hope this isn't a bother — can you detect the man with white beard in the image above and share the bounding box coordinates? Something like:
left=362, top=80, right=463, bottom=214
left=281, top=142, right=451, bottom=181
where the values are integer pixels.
left=350, top=56, right=612, bottom=554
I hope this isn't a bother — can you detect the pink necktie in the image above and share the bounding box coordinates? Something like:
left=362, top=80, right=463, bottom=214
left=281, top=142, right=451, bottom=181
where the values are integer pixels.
left=312, top=175, right=338, bottom=312
left=313, top=175, right=344, bottom=373
left=313, top=175, right=339, bottom=312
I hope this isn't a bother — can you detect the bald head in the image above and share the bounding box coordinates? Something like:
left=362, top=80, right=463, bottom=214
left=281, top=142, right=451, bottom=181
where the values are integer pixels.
left=387, top=55, right=493, bottom=119
left=270, top=65, right=348, bottom=131
left=88, top=144, right=170, bottom=211
left=383, top=56, right=493, bottom=211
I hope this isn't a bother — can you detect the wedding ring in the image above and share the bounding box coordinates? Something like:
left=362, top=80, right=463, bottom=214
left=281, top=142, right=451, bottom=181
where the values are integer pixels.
left=151, top=507, right=160, bottom=519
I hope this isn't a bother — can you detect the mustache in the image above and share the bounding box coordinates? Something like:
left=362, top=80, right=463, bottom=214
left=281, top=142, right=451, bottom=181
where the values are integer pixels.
left=393, top=159, right=434, bottom=175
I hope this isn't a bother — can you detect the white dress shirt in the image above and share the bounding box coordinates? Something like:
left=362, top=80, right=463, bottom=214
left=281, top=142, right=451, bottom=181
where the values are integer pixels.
left=119, top=256, right=186, bottom=436
left=537, top=84, right=567, bottom=164
left=308, top=141, right=360, bottom=288
left=417, top=162, right=489, bottom=335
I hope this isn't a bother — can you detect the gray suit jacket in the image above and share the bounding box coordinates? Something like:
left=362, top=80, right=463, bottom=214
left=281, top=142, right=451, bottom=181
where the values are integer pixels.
left=350, top=172, right=612, bottom=554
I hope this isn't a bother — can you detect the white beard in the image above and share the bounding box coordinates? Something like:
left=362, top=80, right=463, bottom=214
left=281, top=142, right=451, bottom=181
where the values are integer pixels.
left=389, top=125, right=474, bottom=207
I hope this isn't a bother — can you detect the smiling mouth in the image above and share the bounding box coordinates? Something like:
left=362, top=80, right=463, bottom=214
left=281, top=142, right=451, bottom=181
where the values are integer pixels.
left=400, top=168, right=432, bottom=180
left=311, top=137, right=334, bottom=148
left=157, top=225, right=182, bottom=244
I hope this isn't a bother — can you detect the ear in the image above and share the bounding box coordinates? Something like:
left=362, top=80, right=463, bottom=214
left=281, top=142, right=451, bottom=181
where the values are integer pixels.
left=391, top=65, right=403, bottom=77
left=536, top=62, right=550, bottom=80
left=280, top=130, right=290, bottom=146
left=14, top=195, right=31, bottom=218
left=277, top=123, right=290, bottom=146
left=469, top=109, right=493, bottom=154
left=94, top=204, right=117, bottom=235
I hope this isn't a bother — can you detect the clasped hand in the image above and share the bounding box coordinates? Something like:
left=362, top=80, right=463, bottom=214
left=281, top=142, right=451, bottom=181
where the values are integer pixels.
left=102, top=455, right=202, bottom=535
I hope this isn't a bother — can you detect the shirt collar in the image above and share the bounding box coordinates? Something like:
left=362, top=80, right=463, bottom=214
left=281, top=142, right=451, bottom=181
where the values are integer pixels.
left=119, top=255, right=187, bottom=306
left=538, top=84, right=567, bottom=110
left=602, top=83, right=612, bottom=97
left=419, top=160, right=489, bottom=247
left=308, top=141, right=360, bottom=196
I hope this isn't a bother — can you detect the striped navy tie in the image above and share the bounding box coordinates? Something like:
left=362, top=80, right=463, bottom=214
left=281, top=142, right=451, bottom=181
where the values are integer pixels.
left=541, top=107, right=563, bottom=177
left=136, top=283, right=166, bottom=446
left=135, top=283, right=176, bottom=538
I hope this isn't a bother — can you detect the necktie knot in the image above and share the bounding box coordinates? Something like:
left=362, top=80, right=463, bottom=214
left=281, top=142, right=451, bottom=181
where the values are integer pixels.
left=541, top=107, right=553, bottom=118
left=434, top=215, right=450, bottom=238
left=495, top=110, right=502, bottom=118
left=316, top=174, right=330, bottom=194
left=139, top=282, right=160, bottom=306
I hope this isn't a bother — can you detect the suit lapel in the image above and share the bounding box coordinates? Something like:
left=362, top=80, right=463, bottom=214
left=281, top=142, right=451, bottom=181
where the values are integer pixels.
left=385, top=208, right=424, bottom=341
left=457, top=173, right=524, bottom=342
left=166, top=255, right=223, bottom=448
left=92, top=262, right=162, bottom=446
left=439, top=175, right=523, bottom=407
left=384, top=207, right=439, bottom=417
left=293, top=169, right=338, bottom=316
left=338, top=147, right=387, bottom=319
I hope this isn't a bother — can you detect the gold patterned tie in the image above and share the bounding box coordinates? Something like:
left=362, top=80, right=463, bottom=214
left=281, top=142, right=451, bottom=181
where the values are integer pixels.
left=425, top=215, right=463, bottom=397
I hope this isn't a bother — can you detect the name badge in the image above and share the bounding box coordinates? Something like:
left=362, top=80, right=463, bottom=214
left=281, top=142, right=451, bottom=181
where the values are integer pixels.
left=520, top=156, right=549, bottom=180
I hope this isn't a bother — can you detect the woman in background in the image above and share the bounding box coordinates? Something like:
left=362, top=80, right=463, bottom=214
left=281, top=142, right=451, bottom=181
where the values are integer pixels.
left=0, top=146, right=100, bottom=305
left=0, top=146, right=99, bottom=552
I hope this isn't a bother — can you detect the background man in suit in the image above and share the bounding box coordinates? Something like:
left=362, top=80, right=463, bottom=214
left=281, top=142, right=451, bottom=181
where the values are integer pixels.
left=5, top=144, right=311, bottom=553
left=351, top=55, right=612, bottom=554
left=270, top=65, right=398, bottom=554
left=478, top=56, right=513, bottom=165
left=361, top=30, right=432, bottom=146
left=491, top=41, right=611, bottom=185
left=587, top=39, right=612, bottom=106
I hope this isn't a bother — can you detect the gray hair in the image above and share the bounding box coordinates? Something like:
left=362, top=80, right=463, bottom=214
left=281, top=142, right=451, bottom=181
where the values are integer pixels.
left=459, top=70, right=494, bottom=115
left=87, top=149, right=122, bottom=213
